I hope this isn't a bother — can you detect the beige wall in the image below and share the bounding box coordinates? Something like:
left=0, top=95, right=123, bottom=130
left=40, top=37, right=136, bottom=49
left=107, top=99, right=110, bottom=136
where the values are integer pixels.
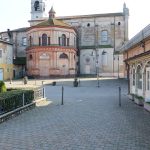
left=27, top=27, right=76, bottom=47
left=0, top=41, right=13, bottom=80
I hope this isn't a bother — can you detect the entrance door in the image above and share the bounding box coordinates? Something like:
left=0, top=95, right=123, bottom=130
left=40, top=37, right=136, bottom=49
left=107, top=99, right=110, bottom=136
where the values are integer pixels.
left=146, top=67, right=150, bottom=102
left=0, top=69, right=3, bottom=80
left=39, top=60, right=49, bottom=76
left=85, top=65, right=90, bottom=74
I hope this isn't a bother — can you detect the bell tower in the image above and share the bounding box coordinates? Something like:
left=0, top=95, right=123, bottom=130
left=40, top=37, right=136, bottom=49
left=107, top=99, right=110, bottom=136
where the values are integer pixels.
left=31, top=0, right=49, bottom=20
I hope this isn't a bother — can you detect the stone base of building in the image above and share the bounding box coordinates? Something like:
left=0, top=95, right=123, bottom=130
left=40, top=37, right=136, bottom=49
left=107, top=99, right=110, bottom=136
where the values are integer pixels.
left=144, top=102, right=150, bottom=112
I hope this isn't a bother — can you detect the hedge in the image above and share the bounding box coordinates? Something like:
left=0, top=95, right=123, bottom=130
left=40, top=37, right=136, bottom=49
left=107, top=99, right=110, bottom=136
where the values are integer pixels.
left=0, top=81, right=6, bottom=93
left=0, top=89, right=34, bottom=114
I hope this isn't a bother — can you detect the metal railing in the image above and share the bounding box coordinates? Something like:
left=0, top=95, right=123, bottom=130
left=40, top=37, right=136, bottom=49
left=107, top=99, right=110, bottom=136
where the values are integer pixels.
left=0, top=87, right=45, bottom=115
left=0, top=87, right=45, bottom=123
left=34, top=87, right=45, bottom=100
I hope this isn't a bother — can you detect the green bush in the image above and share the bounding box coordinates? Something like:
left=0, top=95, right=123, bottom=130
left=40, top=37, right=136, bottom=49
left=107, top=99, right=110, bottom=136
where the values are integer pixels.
left=0, top=89, right=34, bottom=113
left=0, top=81, right=6, bottom=93
left=134, top=94, right=144, bottom=101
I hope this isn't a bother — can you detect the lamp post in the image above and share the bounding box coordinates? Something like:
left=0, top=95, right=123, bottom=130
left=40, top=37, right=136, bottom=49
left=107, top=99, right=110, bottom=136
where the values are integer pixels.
left=96, top=60, right=100, bottom=87
left=62, top=64, right=66, bottom=78
left=94, top=18, right=99, bottom=87
left=118, top=55, right=119, bottom=78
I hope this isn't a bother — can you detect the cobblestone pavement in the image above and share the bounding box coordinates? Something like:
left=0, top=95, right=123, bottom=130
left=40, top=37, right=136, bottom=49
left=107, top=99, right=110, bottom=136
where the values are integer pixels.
left=1, top=78, right=150, bottom=150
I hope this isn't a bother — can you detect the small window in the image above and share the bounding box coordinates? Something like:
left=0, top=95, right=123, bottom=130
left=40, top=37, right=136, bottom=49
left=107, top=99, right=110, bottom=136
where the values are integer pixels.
left=62, top=34, right=66, bottom=46
left=87, top=23, right=90, bottom=27
left=101, top=30, right=108, bottom=42
left=34, top=1, right=40, bottom=11
left=48, top=37, right=51, bottom=45
left=59, top=53, right=68, bottom=59
left=42, top=34, right=47, bottom=46
left=67, top=38, right=69, bottom=46
left=22, top=37, right=27, bottom=46
left=29, top=54, right=33, bottom=60
left=118, top=22, right=121, bottom=25
left=39, top=37, right=41, bottom=46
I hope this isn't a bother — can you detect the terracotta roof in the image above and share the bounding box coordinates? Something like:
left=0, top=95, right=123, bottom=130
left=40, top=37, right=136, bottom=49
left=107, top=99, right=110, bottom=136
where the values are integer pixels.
left=35, top=18, right=71, bottom=28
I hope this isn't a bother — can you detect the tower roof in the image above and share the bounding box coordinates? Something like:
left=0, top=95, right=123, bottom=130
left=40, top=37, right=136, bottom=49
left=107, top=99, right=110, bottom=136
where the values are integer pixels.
left=49, top=6, right=56, bottom=19
left=49, top=6, right=55, bottom=14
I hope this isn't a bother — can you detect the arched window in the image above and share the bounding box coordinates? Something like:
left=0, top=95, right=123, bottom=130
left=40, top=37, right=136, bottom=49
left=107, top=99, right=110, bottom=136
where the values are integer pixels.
left=42, top=34, right=47, bottom=46
left=101, top=30, right=108, bottom=42
left=137, top=65, right=142, bottom=89
left=59, top=53, right=68, bottom=59
left=29, top=54, right=33, bottom=60
left=34, top=1, right=40, bottom=11
left=62, top=34, right=66, bottom=46
left=102, top=51, right=108, bottom=66
left=132, top=68, right=135, bottom=86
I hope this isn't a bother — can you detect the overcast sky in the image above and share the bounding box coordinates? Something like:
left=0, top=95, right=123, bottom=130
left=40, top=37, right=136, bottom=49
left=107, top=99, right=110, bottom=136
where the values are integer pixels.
left=0, top=0, right=150, bottom=39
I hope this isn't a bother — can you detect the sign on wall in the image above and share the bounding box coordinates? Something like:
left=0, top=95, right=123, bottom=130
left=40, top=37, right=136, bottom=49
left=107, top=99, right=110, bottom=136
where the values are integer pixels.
left=40, top=53, right=50, bottom=60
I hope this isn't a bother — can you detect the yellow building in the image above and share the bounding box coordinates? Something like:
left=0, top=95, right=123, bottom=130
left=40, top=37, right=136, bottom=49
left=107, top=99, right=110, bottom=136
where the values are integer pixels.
left=0, top=39, right=13, bottom=81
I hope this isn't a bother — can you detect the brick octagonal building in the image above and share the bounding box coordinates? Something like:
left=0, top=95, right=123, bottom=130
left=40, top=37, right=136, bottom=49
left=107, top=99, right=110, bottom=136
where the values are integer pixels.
left=26, top=7, right=77, bottom=77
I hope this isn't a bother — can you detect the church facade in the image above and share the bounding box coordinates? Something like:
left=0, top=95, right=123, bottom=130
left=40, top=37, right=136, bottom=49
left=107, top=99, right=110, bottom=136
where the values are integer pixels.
left=0, top=0, right=129, bottom=78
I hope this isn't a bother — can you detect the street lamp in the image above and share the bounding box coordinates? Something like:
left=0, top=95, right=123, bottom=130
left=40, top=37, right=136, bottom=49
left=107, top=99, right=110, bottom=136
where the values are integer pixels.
left=118, top=55, right=119, bottom=78
left=62, top=64, right=66, bottom=78
left=113, top=54, right=120, bottom=78
left=96, top=59, right=100, bottom=88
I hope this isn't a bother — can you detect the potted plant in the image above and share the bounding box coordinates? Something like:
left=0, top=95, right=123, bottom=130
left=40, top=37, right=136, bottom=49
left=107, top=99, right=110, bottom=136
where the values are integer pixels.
left=52, top=81, right=56, bottom=86
left=134, top=94, right=144, bottom=106
left=73, top=78, right=78, bottom=87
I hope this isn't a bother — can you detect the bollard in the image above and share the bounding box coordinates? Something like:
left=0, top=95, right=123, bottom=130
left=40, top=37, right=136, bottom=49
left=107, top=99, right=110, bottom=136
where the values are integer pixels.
left=78, top=79, right=80, bottom=87
left=119, top=86, right=121, bottom=107
left=43, top=87, right=45, bottom=98
left=98, top=80, right=100, bottom=88
left=61, top=86, right=64, bottom=105
left=23, top=93, right=25, bottom=106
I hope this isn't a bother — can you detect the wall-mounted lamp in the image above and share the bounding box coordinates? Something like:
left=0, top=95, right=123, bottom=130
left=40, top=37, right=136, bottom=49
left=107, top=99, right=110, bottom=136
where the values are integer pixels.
left=102, top=50, right=107, bottom=55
